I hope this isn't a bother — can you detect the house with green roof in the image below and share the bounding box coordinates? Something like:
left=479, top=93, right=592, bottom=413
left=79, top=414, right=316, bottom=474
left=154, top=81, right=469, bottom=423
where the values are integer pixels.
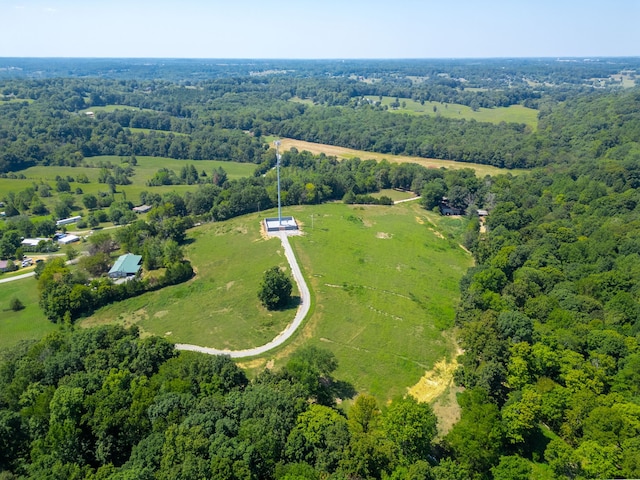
left=108, top=253, right=142, bottom=279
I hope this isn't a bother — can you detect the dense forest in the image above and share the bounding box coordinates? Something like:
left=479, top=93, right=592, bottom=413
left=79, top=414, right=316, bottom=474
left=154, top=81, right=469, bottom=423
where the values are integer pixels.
left=2, top=58, right=640, bottom=479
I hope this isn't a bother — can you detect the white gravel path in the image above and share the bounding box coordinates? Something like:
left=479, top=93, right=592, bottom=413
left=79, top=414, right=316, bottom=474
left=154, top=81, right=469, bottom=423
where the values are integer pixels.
left=0, top=271, right=35, bottom=283
left=175, top=231, right=310, bottom=358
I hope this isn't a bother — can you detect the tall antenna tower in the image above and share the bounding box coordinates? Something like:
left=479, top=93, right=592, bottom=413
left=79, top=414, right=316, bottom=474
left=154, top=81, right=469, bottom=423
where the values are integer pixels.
left=275, top=140, right=282, bottom=225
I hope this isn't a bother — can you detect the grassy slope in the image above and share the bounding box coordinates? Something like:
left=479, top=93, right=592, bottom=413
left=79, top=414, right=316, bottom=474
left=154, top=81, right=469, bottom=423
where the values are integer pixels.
left=80, top=212, right=299, bottom=350
left=0, top=276, right=56, bottom=350
left=83, top=202, right=471, bottom=401
left=283, top=203, right=471, bottom=400
left=366, top=96, right=539, bottom=130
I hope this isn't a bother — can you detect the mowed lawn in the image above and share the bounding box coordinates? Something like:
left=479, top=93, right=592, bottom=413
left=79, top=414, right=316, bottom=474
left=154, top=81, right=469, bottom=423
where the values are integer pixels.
left=0, top=276, right=56, bottom=350
left=366, top=96, right=539, bottom=131
left=283, top=202, right=472, bottom=400
left=80, top=212, right=299, bottom=350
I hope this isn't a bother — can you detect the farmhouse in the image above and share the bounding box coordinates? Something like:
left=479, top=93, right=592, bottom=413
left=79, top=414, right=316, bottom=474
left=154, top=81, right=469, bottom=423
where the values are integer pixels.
left=0, top=260, right=12, bottom=272
left=108, top=253, right=142, bottom=279
left=56, top=215, right=82, bottom=226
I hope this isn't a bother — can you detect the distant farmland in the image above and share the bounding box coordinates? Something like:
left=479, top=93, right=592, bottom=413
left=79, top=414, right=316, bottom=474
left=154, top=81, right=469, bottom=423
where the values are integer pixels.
left=278, top=138, right=523, bottom=177
left=366, top=96, right=539, bottom=131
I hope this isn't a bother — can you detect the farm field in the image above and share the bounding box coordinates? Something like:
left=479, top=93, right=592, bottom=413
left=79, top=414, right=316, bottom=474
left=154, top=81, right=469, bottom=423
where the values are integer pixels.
left=0, top=156, right=256, bottom=203
left=366, top=95, right=539, bottom=130
left=82, top=201, right=471, bottom=401
left=278, top=138, right=522, bottom=177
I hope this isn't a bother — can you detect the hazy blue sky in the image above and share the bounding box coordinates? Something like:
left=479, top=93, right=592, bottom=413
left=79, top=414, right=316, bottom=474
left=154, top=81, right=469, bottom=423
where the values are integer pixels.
left=1, top=0, right=638, bottom=58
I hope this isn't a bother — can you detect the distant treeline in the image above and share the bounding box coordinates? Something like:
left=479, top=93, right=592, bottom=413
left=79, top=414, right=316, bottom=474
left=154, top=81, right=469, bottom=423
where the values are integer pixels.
left=1, top=74, right=639, bottom=173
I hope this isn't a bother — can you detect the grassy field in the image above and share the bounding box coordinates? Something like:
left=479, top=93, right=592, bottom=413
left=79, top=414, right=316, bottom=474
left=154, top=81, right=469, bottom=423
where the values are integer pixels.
left=371, top=189, right=417, bottom=202
left=366, top=96, right=539, bottom=130
left=7, top=201, right=471, bottom=403
left=0, top=276, right=56, bottom=350
left=0, top=156, right=256, bottom=207
left=0, top=98, right=34, bottom=105
left=276, top=203, right=472, bottom=400
left=86, top=202, right=470, bottom=401
left=278, top=138, right=522, bottom=177
left=80, top=213, right=299, bottom=350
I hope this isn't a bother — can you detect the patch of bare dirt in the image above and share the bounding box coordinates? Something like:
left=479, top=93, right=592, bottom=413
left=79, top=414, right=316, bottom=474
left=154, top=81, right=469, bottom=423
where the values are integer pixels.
left=407, top=335, right=463, bottom=436
left=376, top=232, right=392, bottom=239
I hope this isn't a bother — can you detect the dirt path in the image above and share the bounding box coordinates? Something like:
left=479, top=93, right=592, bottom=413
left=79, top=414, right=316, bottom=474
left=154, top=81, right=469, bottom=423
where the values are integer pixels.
left=175, top=231, right=310, bottom=358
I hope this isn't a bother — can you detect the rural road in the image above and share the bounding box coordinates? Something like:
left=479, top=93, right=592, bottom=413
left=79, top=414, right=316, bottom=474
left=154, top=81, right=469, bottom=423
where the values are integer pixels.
left=0, top=255, right=83, bottom=284
left=0, top=271, right=35, bottom=284
left=175, top=231, right=310, bottom=358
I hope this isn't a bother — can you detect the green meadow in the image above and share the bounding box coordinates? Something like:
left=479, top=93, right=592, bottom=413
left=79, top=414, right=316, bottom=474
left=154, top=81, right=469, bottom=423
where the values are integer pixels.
left=283, top=203, right=471, bottom=400
left=81, top=202, right=471, bottom=401
left=367, top=96, right=539, bottom=130
left=371, top=188, right=417, bottom=202
left=0, top=276, right=56, bottom=350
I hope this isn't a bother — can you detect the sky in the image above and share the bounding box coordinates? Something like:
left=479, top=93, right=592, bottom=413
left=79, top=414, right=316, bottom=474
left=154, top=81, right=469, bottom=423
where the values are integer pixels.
left=1, top=0, right=639, bottom=58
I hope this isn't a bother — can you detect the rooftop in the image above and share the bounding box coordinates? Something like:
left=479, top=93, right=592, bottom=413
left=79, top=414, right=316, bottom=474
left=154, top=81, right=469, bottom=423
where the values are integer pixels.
left=108, top=253, right=142, bottom=276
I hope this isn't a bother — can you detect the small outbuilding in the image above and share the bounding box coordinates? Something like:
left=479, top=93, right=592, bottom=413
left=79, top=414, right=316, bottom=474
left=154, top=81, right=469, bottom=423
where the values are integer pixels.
left=133, top=205, right=152, bottom=214
left=264, top=216, right=299, bottom=233
left=56, top=216, right=82, bottom=226
left=108, top=253, right=142, bottom=279
left=58, top=234, right=80, bottom=245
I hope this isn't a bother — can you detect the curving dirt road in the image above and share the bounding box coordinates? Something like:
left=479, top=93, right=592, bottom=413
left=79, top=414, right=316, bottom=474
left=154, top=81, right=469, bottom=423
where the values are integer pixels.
left=175, top=231, right=310, bottom=358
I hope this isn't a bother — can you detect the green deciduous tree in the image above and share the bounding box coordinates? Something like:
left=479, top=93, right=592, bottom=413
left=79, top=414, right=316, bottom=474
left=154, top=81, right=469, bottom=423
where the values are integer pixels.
left=382, top=396, right=437, bottom=463
left=258, top=266, right=293, bottom=310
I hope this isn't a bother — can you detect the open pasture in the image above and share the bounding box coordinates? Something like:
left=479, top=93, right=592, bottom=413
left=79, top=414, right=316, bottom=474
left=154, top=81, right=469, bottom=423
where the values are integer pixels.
left=367, top=95, right=539, bottom=130
left=281, top=202, right=472, bottom=400
left=278, top=138, right=522, bottom=177
left=87, top=201, right=471, bottom=401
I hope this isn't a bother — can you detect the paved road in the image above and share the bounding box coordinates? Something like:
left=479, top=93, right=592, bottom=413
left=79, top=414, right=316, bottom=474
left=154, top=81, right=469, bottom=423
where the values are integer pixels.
left=175, top=231, right=310, bottom=358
